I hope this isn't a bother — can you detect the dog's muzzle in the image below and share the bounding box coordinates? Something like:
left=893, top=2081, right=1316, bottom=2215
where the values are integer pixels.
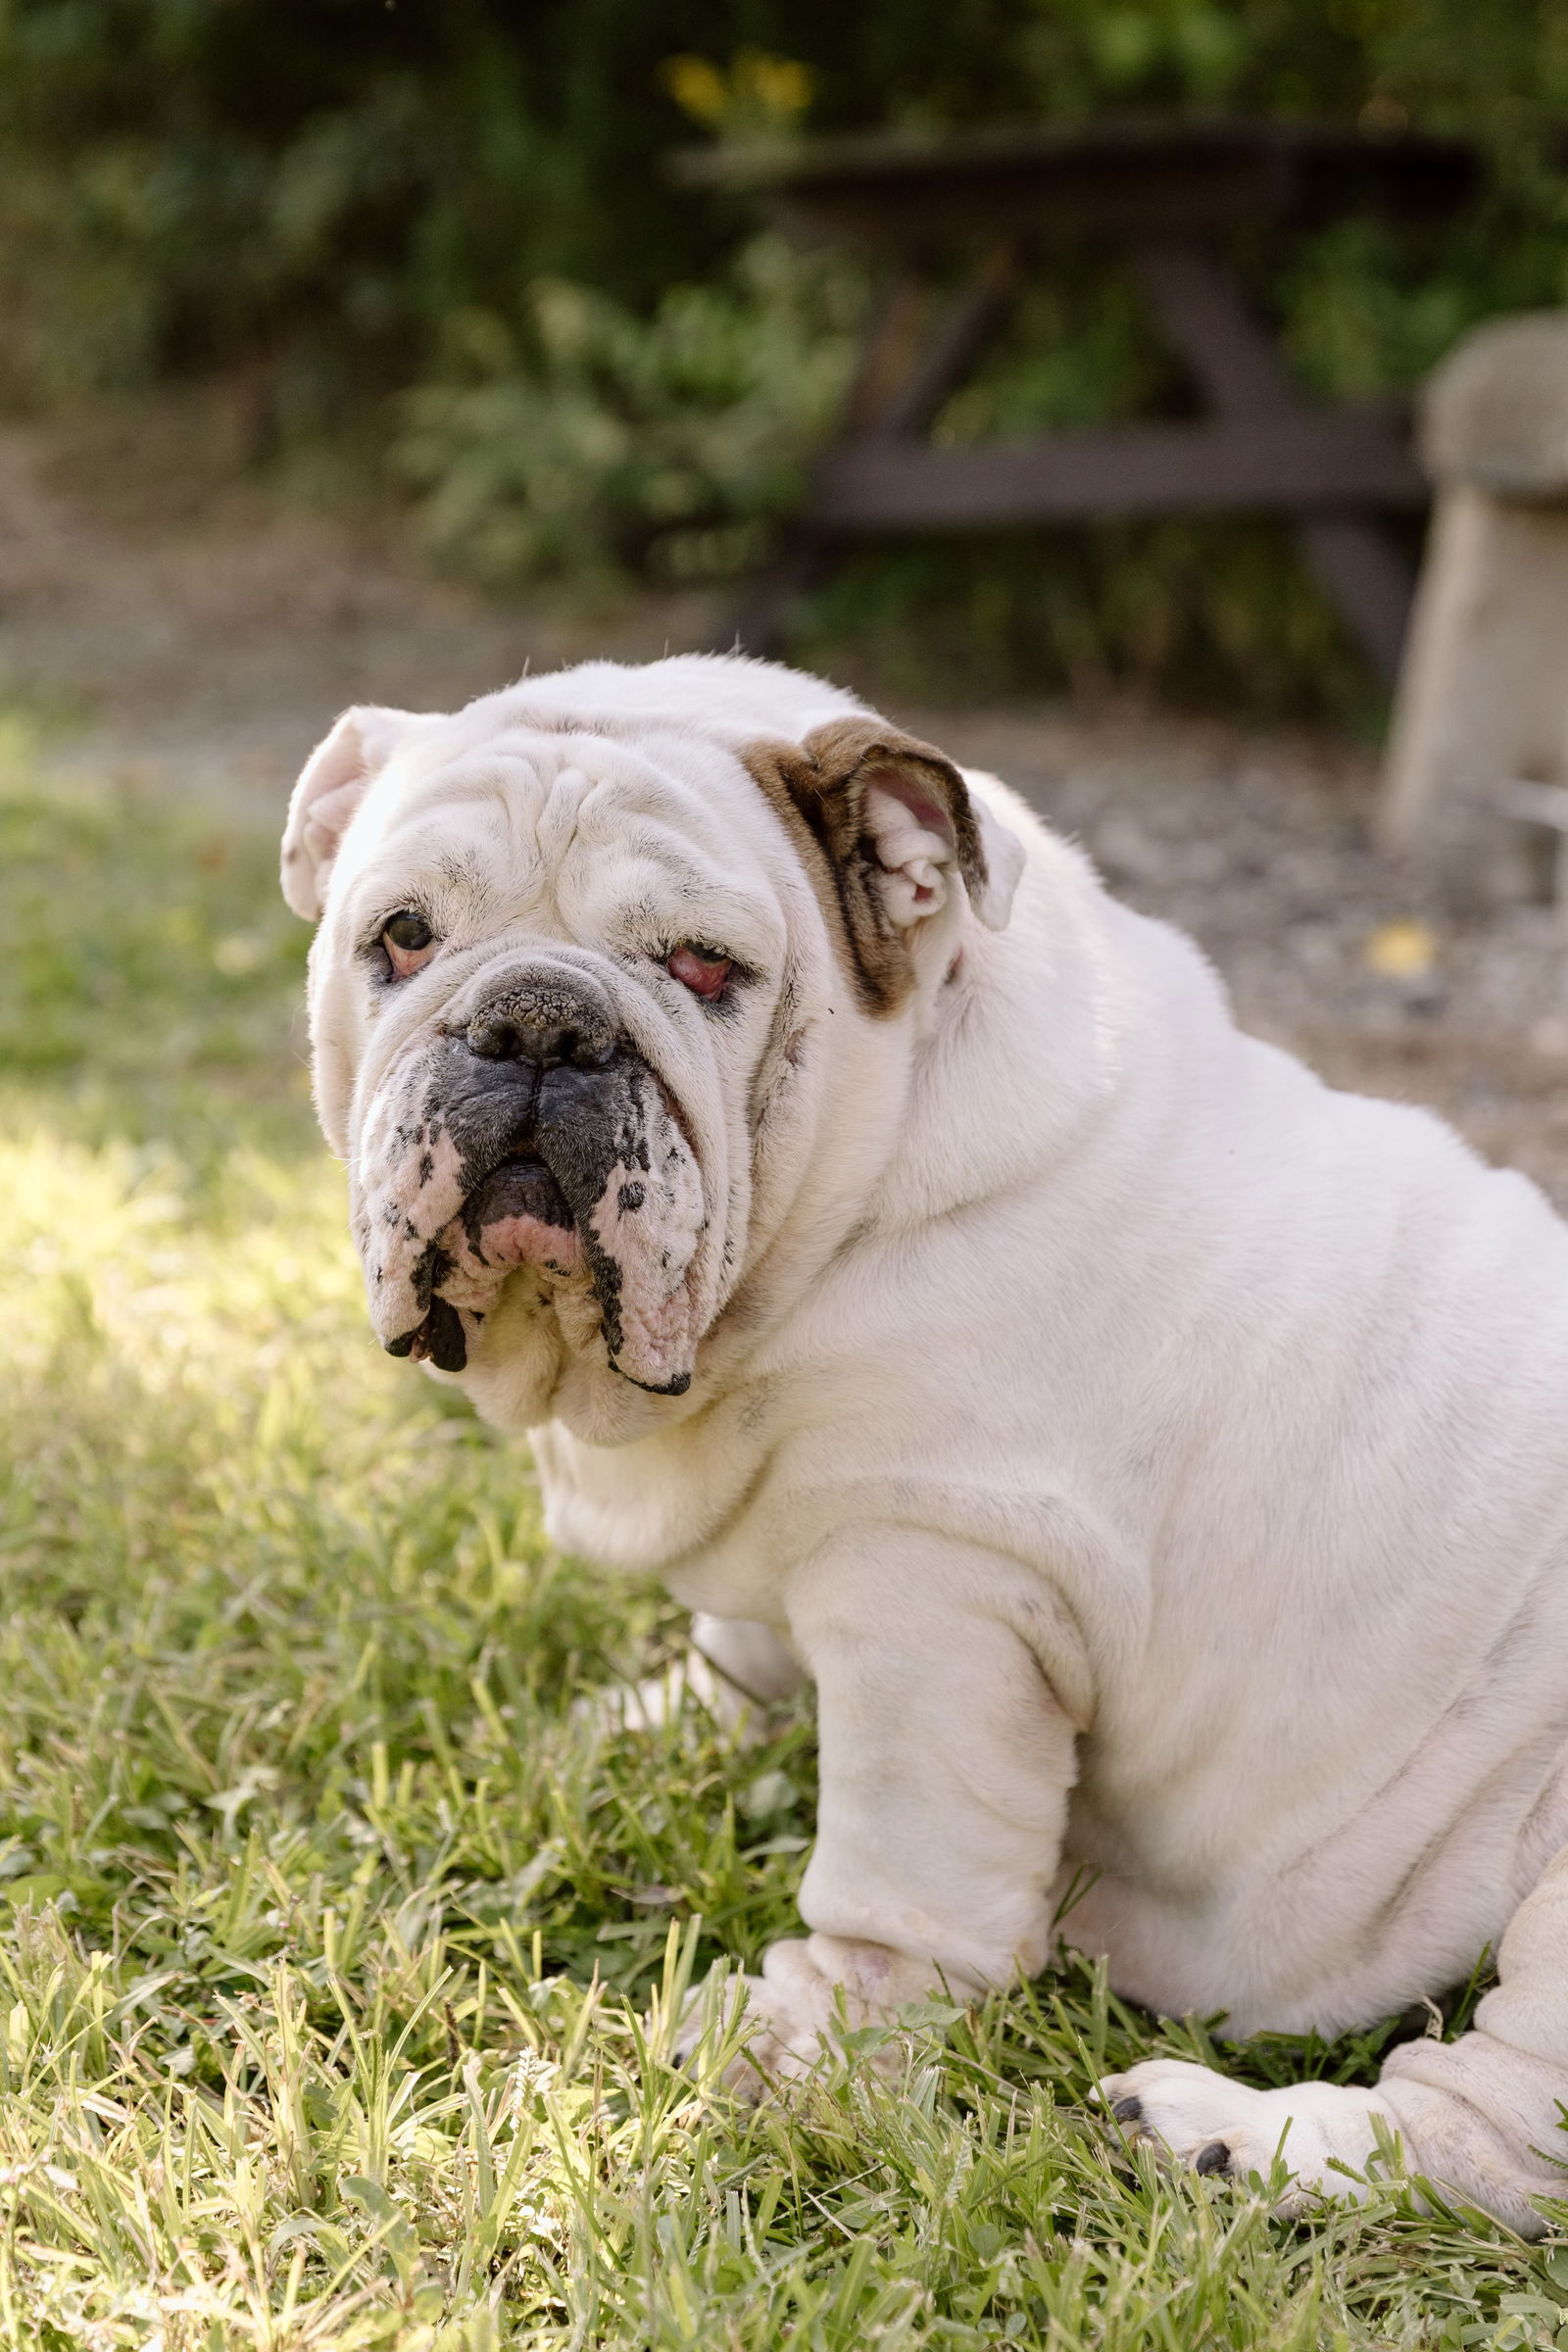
left=355, top=964, right=708, bottom=1394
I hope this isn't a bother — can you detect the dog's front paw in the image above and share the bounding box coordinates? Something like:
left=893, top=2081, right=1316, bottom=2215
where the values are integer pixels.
left=573, top=1647, right=782, bottom=1743
left=1099, top=2059, right=1396, bottom=2215
left=673, top=1940, right=841, bottom=2098
left=674, top=1936, right=942, bottom=2102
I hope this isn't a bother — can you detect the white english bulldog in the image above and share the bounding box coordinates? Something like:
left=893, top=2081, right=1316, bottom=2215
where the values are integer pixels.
left=283, top=654, right=1568, bottom=2233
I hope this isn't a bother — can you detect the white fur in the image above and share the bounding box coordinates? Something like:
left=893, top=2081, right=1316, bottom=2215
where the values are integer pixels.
left=289, top=654, right=1568, bottom=2233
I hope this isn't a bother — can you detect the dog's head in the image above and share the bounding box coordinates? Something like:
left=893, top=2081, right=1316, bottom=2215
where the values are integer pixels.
left=282, top=656, right=1022, bottom=1439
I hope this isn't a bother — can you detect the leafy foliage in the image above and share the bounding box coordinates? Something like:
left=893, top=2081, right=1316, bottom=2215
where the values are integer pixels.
left=5, top=3, right=1568, bottom=703
left=397, top=237, right=863, bottom=590
left=2, top=0, right=1565, bottom=413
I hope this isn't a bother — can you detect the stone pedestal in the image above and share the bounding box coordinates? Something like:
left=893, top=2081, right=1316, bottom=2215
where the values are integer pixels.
left=1380, top=314, right=1568, bottom=892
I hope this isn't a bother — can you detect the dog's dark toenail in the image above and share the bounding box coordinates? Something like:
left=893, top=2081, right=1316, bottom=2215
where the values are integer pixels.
left=1111, top=2095, right=1143, bottom=2125
left=1195, top=2139, right=1231, bottom=2176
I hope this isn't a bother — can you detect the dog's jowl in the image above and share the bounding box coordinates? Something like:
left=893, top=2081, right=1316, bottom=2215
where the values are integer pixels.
left=283, top=654, right=1568, bottom=2234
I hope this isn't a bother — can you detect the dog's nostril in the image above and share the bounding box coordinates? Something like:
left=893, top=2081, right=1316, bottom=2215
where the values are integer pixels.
left=467, top=1010, right=559, bottom=1062
left=465, top=1002, right=615, bottom=1068
left=466, top=1014, right=507, bottom=1059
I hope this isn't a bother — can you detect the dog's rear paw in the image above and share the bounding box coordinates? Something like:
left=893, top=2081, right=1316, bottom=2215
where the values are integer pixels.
left=1098, top=2058, right=1396, bottom=2214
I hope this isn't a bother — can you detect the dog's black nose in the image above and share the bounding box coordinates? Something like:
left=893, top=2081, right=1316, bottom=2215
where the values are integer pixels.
left=465, top=979, right=616, bottom=1069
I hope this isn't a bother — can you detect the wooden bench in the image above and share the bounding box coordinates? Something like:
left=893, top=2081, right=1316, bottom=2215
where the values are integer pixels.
left=673, top=121, right=1477, bottom=681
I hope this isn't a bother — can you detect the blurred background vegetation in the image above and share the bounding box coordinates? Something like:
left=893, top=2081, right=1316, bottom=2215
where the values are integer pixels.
left=4, top=0, right=1567, bottom=714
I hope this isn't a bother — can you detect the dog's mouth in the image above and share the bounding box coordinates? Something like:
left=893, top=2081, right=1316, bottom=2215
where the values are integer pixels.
left=459, top=1153, right=584, bottom=1277
left=387, top=1145, right=590, bottom=1373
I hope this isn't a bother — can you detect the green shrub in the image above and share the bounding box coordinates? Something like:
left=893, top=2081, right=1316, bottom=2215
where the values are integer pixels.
left=5, top=0, right=1568, bottom=706
left=397, top=235, right=865, bottom=589
left=3, top=0, right=1565, bottom=416
left=387, top=215, right=1459, bottom=714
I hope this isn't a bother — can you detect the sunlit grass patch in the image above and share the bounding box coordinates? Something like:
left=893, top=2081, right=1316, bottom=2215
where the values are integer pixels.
left=0, top=745, right=314, bottom=1173
left=0, top=748, right=1563, bottom=2343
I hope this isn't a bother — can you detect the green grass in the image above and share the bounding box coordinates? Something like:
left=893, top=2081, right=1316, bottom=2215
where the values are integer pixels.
left=0, top=727, right=1564, bottom=2347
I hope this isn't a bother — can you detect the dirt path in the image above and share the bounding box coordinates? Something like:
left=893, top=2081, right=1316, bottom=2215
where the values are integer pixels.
left=5, top=402, right=1566, bottom=1201
left=0, top=405, right=718, bottom=806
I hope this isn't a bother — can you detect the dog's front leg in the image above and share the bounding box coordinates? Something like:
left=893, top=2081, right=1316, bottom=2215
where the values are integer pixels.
left=678, top=1525, right=1083, bottom=2092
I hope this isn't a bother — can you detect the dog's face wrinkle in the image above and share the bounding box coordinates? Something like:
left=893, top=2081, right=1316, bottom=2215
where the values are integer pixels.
left=746, top=958, right=808, bottom=1153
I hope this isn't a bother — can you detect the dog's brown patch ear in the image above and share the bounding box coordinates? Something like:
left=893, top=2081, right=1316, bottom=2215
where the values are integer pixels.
left=743, top=717, right=1020, bottom=1013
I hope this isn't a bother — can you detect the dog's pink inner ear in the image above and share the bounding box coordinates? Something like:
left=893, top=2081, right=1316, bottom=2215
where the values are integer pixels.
left=280, top=705, right=427, bottom=920
left=866, top=768, right=953, bottom=840
left=281, top=713, right=375, bottom=920
left=860, top=765, right=963, bottom=926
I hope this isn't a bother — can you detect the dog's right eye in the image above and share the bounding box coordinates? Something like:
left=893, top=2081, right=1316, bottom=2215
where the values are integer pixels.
left=379, top=910, right=437, bottom=979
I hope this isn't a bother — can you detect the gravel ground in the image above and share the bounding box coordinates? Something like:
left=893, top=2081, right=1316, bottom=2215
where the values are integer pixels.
left=5, top=398, right=1565, bottom=1203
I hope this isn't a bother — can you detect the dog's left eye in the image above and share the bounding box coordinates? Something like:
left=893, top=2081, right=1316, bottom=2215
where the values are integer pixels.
left=380, top=910, right=437, bottom=979
left=668, top=944, right=732, bottom=1001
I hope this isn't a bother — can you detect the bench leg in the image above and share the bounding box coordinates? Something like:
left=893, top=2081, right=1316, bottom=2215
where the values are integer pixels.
left=1298, top=514, right=1413, bottom=687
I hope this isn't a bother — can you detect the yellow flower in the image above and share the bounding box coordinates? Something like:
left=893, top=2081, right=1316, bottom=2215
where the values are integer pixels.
left=1363, top=918, right=1438, bottom=979
left=662, top=56, right=729, bottom=128
left=662, top=49, right=815, bottom=135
